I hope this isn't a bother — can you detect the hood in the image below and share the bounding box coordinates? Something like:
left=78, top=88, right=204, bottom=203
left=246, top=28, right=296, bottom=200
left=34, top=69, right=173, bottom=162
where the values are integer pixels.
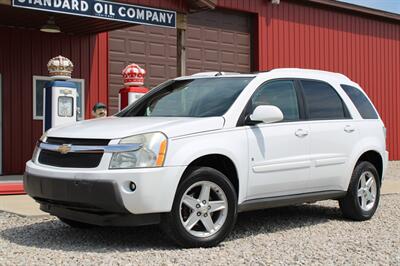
left=47, top=116, right=225, bottom=139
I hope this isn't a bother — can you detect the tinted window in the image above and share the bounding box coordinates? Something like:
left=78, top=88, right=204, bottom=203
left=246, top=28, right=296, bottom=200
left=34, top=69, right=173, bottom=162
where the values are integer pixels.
left=118, top=77, right=253, bottom=117
left=252, top=80, right=299, bottom=121
left=341, top=85, right=378, bottom=119
left=301, top=80, right=346, bottom=120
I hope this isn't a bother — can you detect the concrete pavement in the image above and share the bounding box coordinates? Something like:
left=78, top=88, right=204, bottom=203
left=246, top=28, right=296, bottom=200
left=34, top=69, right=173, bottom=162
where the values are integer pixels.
left=380, top=179, right=400, bottom=194
left=0, top=195, right=47, bottom=217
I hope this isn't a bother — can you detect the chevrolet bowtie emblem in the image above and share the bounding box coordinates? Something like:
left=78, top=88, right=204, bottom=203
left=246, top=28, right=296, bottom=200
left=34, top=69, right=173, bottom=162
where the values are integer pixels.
left=57, top=144, right=72, bottom=154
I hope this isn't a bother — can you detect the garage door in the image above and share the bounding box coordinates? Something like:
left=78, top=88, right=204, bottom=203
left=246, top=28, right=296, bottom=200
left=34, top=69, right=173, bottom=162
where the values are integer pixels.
left=109, top=26, right=177, bottom=114
left=186, top=10, right=252, bottom=75
left=109, top=9, right=252, bottom=114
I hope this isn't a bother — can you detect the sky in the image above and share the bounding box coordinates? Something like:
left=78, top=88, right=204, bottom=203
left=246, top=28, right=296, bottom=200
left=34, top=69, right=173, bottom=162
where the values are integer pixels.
left=339, top=0, right=400, bottom=14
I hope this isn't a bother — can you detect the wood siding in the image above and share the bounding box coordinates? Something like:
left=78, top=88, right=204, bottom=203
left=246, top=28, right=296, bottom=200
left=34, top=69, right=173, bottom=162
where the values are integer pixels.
left=0, top=26, right=108, bottom=174
left=218, top=0, right=400, bottom=160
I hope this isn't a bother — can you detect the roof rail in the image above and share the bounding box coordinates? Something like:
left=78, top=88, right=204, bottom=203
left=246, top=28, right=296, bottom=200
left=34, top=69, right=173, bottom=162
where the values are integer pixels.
left=191, top=71, right=241, bottom=77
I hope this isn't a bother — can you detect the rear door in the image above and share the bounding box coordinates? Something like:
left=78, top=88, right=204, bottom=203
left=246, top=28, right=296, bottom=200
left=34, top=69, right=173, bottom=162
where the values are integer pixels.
left=299, top=80, right=358, bottom=191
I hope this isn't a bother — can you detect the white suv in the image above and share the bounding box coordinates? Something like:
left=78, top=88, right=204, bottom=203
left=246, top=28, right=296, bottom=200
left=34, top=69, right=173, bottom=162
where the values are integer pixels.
left=25, top=69, right=388, bottom=248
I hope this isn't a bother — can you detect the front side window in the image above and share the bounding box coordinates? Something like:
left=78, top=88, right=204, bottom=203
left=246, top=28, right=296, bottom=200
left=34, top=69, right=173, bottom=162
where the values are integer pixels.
left=251, top=80, right=300, bottom=121
left=118, top=77, right=253, bottom=117
left=301, top=80, right=346, bottom=120
left=341, top=85, right=378, bottom=119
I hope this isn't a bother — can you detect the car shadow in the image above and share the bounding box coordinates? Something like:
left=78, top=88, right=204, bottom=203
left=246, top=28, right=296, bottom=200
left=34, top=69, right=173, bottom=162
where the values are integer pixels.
left=0, top=202, right=344, bottom=252
left=229, top=202, right=344, bottom=241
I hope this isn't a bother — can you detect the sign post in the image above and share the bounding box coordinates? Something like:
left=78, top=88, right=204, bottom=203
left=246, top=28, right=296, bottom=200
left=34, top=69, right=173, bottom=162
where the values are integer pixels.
left=176, top=13, right=187, bottom=77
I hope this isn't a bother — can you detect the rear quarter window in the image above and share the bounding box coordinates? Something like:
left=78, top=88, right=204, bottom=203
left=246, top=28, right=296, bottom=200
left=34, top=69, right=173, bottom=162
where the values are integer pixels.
left=341, top=85, right=378, bottom=119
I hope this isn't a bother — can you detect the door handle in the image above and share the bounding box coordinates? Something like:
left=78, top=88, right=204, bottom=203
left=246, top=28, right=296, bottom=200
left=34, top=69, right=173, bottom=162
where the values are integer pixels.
left=295, top=129, right=309, bottom=137
left=344, top=125, right=355, bottom=133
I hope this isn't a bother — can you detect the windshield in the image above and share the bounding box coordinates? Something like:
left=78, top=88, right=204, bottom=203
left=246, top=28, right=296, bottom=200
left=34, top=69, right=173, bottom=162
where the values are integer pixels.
left=117, top=77, right=253, bottom=117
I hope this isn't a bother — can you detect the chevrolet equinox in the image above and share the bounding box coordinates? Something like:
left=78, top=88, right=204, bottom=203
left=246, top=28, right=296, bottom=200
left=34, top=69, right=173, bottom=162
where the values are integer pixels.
left=24, top=69, right=388, bottom=248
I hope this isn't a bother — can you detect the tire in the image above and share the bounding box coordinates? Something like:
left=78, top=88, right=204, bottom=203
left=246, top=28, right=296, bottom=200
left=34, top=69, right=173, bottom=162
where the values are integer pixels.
left=339, top=161, right=381, bottom=221
left=58, top=217, right=95, bottom=228
left=161, top=167, right=238, bottom=248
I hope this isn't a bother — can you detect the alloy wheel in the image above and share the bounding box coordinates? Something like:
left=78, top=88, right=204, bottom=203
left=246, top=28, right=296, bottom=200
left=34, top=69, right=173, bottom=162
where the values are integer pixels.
left=357, top=171, right=377, bottom=211
left=179, top=181, right=228, bottom=238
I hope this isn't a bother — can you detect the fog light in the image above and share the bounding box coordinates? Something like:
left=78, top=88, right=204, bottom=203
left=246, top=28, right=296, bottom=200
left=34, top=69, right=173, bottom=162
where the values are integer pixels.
left=129, top=182, right=136, bottom=192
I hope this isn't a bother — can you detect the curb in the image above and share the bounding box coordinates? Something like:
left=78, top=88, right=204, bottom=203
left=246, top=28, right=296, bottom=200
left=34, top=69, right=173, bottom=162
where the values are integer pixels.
left=0, top=183, right=25, bottom=195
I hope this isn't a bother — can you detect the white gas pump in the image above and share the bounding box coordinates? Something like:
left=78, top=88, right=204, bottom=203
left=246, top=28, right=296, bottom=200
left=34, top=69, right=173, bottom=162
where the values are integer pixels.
left=43, top=55, right=78, bottom=131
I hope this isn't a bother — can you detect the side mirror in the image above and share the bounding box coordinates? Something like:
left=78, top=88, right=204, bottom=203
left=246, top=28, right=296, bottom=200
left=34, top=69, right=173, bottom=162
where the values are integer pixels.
left=248, top=105, right=284, bottom=124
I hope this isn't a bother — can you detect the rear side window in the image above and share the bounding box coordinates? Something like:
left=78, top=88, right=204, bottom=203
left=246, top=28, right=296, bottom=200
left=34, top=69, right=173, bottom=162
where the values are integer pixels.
left=301, top=80, right=346, bottom=120
left=341, top=85, right=378, bottom=119
left=251, top=80, right=300, bottom=121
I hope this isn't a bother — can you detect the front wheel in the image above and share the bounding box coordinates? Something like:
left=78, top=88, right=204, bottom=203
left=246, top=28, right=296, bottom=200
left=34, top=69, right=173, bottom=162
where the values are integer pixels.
left=339, top=161, right=380, bottom=221
left=161, top=167, right=238, bottom=248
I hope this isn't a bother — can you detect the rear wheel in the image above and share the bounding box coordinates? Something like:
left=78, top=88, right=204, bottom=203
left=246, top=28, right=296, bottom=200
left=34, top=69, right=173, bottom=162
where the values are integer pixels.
left=58, top=217, right=95, bottom=228
left=339, top=161, right=380, bottom=221
left=161, top=167, right=237, bottom=248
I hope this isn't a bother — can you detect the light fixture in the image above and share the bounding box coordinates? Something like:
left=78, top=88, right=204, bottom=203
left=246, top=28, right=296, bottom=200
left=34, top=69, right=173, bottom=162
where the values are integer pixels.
left=271, top=0, right=280, bottom=5
left=40, top=16, right=61, bottom=33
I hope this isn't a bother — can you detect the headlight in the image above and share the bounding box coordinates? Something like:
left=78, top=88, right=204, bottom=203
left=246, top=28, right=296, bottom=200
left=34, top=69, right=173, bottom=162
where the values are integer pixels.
left=109, top=132, right=167, bottom=169
left=32, top=132, right=47, bottom=163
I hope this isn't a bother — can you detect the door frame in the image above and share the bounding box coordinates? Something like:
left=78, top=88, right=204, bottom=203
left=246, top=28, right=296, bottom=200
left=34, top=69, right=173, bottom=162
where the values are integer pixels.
left=0, top=73, right=2, bottom=175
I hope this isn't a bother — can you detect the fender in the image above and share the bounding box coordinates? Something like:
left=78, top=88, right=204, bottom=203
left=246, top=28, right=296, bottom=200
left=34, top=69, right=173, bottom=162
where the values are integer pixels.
left=165, top=128, right=249, bottom=203
left=344, top=136, right=386, bottom=190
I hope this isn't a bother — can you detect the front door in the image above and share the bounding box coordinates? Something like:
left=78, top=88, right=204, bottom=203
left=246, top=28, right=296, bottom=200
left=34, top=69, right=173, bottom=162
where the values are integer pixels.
left=246, top=80, right=311, bottom=199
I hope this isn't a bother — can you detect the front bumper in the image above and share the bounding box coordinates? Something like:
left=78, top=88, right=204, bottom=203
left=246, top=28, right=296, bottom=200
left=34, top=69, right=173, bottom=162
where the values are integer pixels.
left=25, top=160, right=186, bottom=216
left=24, top=173, right=160, bottom=226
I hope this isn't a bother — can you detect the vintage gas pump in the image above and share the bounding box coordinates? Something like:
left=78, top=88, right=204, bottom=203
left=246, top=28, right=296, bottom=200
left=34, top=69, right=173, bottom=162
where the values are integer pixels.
left=119, top=63, right=149, bottom=111
left=43, top=55, right=78, bottom=131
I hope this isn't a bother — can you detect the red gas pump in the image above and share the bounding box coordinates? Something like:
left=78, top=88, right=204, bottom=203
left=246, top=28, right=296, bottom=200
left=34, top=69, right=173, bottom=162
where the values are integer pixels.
left=119, top=63, right=149, bottom=111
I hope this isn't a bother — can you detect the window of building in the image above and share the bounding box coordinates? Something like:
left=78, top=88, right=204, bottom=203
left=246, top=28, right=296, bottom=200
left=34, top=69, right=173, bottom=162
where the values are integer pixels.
left=301, top=80, right=346, bottom=120
left=33, top=76, right=84, bottom=120
left=341, top=85, right=378, bottom=119
left=251, top=80, right=300, bottom=121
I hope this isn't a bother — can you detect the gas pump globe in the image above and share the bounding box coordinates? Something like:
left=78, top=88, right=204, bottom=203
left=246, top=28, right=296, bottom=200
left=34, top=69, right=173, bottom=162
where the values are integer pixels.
left=43, top=55, right=78, bottom=131
left=119, top=63, right=149, bottom=111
